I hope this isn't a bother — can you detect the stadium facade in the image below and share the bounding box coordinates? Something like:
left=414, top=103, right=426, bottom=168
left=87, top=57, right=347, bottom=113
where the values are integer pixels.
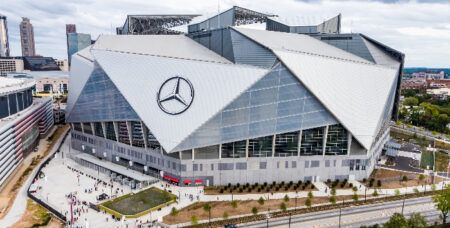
left=0, top=77, right=53, bottom=187
left=67, top=6, right=404, bottom=187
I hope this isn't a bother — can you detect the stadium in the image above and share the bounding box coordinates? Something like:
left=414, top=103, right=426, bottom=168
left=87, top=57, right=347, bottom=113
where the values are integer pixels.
left=66, top=6, right=404, bottom=188
left=0, top=77, right=53, bottom=187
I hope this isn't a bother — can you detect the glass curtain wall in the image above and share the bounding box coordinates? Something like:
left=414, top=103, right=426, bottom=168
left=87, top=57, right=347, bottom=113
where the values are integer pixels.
left=300, top=127, right=324, bottom=156
left=274, top=131, right=299, bottom=157
left=248, top=136, right=273, bottom=157
left=325, top=124, right=348, bottom=155
left=221, top=140, right=246, bottom=158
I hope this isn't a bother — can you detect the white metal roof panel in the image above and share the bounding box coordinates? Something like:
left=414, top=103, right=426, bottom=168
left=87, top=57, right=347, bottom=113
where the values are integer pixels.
left=0, top=77, right=34, bottom=95
left=92, top=50, right=268, bottom=152
left=233, top=27, right=371, bottom=64
left=66, top=53, right=95, bottom=115
left=275, top=50, right=398, bottom=149
left=93, top=35, right=231, bottom=64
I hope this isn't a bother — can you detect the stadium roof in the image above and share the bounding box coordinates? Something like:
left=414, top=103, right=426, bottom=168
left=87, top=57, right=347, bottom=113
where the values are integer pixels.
left=229, top=28, right=398, bottom=149
left=91, top=49, right=268, bottom=152
left=93, top=35, right=231, bottom=63
left=232, top=27, right=370, bottom=63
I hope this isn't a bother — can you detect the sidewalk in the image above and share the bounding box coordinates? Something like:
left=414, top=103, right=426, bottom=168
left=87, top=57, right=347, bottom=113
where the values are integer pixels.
left=0, top=126, right=68, bottom=228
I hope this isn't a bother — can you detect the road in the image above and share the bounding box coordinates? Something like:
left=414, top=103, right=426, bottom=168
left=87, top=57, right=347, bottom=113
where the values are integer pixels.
left=240, top=196, right=441, bottom=228
left=391, top=123, right=450, bottom=148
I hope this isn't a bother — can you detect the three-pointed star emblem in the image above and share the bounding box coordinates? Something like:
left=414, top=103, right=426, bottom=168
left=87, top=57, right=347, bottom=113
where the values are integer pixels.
left=157, top=76, right=194, bottom=115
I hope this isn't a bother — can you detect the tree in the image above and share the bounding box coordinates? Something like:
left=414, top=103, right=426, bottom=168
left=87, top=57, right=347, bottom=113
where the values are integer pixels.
left=432, top=185, right=450, bottom=224
left=251, top=207, right=258, bottom=215
left=170, top=207, right=178, bottom=216
left=231, top=200, right=238, bottom=209
left=352, top=193, right=359, bottom=202
left=191, top=215, right=198, bottom=225
left=203, top=203, right=212, bottom=213
left=383, top=213, right=407, bottom=228
left=307, top=191, right=314, bottom=199
left=407, top=213, right=427, bottom=228
left=280, top=202, right=287, bottom=212
left=284, top=194, right=290, bottom=202
left=418, top=174, right=425, bottom=183
left=223, top=211, right=229, bottom=219
left=258, top=197, right=265, bottom=205
left=305, top=198, right=312, bottom=208
left=403, top=97, right=419, bottom=106
left=331, top=187, right=336, bottom=196
left=402, top=176, right=408, bottom=182
left=394, top=189, right=400, bottom=196
left=329, top=195, right=336, bottom=205
left=372, top=189, right=379, bottom=197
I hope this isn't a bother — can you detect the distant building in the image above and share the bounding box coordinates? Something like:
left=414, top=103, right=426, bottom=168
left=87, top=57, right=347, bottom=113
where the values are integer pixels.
left=427, top=88, right=450, bottom=100
left=117, top=14, right=201, bottom=35
left=0, top=14, right=10, bottom=57
left=55, top=59, right=69, bottom=72
left=19, top=17, right=36, bottom=56
left=66, top=24, right=76, bottom=34
left=426, top=79, right=450, bottom=88
left=412, top=71, right=444, bottom=80
left=35, top=76, right=68, bottom=93
left=53, top=103, right=66, bottom=124
left=22, top=56, right=60, bottom=71
left=0, top=58, right=24, bottom=77
left=67, top=33, right=91, bottom=65
left=401, top=78, right=427, bottom=90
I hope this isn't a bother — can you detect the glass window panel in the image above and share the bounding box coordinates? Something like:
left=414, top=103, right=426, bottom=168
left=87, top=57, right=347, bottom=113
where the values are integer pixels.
left=325, top=124, right=348, bottom=155
left=274, top=131, right=299, bottom=157
left=300, top=127, right=324, bottom=156
left=248, top=136, right=273, bottom=157
left=93, top=122, right=104, bottom=138
left=83, top=123, right=93, bottom=135
left=221, top=140, right=246, bottom=158
left=117, top=121, right=130, bottom=145
left=105, top=121, right=116, bottom=141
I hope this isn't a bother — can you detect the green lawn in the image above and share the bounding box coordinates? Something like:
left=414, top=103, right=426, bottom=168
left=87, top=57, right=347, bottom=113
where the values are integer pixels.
left=101, top=187, right=175, bottom=216
left=420, top=151, right=434, bottom=170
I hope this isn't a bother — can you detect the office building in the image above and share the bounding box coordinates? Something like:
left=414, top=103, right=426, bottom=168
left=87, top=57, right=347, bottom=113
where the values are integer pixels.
left=66, top=7, right=403, bottom=187
left=0, top=58, right=24, bottom=77
left=0, top=14, right=10, bottom=57
left=55, top=59, right=69, bottom=72
left=19, top=17, right=36, bottom=56
left=66, top=24, right=76, bottom=34
left=0, top=77, right=53, bottom=188
left=67, top=33, right=91, bottom=65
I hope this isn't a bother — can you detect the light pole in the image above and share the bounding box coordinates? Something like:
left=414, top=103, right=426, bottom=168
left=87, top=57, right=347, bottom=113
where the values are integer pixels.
left=288, top=213, right=292, bottom=228
left=295, top=191, right=298, bottom=208
left=401, top=191, right=406, bottom=215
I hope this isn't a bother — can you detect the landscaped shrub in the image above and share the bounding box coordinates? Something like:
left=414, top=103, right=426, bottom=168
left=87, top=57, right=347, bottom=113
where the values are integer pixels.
left=280, top=202, right=287, bottom=212
left=258, top=197, right=265, bottom=205
left=377, top=180, right=382, bottom=187
left=251, top=207, right=258, bottom=215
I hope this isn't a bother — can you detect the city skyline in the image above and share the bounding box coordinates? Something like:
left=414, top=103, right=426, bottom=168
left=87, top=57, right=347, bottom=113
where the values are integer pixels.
left=0, top=0, right=449, bottom=67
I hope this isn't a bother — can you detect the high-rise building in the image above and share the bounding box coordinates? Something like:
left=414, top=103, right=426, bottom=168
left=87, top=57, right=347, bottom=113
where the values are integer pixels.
left=67, top=33, right=91, bottom=65
left=66, top=24, right=76, bottom=34
left=0, top=14, right=10, bottom=57
left=20, top=17, right=36, bottom=56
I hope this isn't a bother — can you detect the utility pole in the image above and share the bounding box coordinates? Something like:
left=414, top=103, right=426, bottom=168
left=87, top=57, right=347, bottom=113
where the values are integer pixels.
left=288, top=213, right=292, bottom=228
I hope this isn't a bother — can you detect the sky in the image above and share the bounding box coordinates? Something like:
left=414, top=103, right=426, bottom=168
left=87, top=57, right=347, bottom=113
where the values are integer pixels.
left=1, top=0, right=450, bottom=67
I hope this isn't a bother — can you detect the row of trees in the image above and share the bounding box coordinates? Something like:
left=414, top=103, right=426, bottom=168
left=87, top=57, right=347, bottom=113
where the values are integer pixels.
left=171, top=185, right=449, bottom=226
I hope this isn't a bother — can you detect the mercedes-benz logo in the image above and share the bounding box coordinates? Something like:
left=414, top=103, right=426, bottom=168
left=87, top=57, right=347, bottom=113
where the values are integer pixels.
left=157, top=76, right=194, bottom=115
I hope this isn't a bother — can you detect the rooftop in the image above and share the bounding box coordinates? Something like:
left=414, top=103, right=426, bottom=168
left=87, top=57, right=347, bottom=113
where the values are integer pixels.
left=0, top=77, right=35, bottom=96
left=92, top=35, right=231, bottom=64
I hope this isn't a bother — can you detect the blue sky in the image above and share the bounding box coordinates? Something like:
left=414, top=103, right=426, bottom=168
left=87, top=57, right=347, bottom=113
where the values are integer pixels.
left=1, top=0, right=450, bottom=67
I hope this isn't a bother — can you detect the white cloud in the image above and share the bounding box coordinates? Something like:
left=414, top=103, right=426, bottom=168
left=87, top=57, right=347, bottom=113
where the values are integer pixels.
left=1, top=0, right=449, bottom=67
